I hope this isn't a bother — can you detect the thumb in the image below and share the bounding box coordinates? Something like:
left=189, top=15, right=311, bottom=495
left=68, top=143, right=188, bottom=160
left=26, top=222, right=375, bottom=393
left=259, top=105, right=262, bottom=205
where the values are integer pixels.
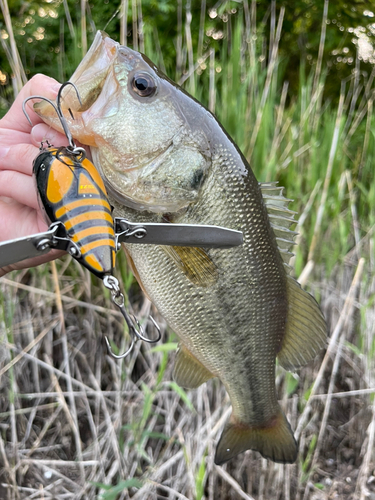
left=2, top=74, right=61, bottom=133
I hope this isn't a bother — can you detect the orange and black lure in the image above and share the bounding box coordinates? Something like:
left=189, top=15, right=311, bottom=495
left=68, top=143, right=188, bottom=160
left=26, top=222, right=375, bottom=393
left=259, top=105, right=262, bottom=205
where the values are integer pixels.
left=23, top=82, right=160, bottom=359
left=33, top=145, right=116, bottom=279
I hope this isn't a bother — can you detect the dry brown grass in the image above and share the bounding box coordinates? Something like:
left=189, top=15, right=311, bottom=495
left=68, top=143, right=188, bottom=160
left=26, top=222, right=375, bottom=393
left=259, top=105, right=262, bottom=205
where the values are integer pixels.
left=0, top=248, right=374, bottom=499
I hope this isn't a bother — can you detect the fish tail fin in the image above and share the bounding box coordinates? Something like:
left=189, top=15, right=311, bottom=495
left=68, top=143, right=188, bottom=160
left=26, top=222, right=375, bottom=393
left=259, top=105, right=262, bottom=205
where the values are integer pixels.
left=214, top=409, right=297, bottom=465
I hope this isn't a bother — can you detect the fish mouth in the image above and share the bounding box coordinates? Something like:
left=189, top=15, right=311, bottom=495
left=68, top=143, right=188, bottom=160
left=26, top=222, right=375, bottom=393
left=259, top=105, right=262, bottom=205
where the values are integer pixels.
left=34, top=31, right=205, bottom=214
left=33, top=31, right=118, bottom=136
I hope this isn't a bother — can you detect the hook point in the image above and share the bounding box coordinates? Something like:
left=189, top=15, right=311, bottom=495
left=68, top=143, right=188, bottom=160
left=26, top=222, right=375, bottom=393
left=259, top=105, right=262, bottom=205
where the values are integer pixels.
left=104, top=335, right=135, bottom=360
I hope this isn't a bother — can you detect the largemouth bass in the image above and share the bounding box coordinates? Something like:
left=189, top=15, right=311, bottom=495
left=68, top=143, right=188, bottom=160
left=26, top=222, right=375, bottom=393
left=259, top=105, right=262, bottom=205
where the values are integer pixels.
left=35, top=31, right=326, bottom=464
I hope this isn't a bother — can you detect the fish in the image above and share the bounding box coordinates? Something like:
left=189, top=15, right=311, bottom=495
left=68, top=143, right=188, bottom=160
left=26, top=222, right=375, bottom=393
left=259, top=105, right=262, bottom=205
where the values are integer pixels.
left=35, top=31, right=327, bottom=465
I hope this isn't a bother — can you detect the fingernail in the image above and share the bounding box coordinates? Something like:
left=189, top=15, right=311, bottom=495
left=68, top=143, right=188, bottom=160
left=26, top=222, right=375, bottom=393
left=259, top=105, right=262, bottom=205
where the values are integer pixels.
left=50, top=82, right=62, bottom=95
left=32, top=124, right=55, bottom=143
left=0, top=147, right=10, bottom=159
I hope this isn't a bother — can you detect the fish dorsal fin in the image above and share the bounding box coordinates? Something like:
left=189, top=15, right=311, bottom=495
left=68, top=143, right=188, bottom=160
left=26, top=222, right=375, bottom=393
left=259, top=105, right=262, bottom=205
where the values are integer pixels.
left=277, top=275, right=327, bottom=371
left=260, top=182, right=298, bottom=274
left=173, top=344, right=214, bottom=389
left=161, top=245, right=218, bottom=287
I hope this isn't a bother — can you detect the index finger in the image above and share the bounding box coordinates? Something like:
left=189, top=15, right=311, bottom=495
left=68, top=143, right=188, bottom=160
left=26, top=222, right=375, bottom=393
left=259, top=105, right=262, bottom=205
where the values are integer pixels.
left=1, top=74, right=61, bottom=133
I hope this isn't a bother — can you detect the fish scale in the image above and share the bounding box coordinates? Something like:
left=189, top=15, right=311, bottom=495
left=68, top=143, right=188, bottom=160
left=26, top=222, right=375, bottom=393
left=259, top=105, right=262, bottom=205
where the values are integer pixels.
left=113, top=140, right=295, bottom=462
left=35, top=30, right=327, bottom=465
left=115, top=141, right=288, bottom=428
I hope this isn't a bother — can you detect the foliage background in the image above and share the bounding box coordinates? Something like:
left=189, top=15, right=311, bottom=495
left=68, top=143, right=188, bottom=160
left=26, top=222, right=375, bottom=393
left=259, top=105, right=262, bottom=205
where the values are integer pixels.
left=2, top=0, right=375, bottom=105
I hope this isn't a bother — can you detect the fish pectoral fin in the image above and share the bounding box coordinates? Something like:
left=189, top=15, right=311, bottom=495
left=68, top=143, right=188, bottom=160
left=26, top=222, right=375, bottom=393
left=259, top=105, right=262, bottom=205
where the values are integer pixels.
left=214, top=409, right=298, bottom=465
left=277, top=275, right=327, bottom=371
left=162, top=245, right=218, bottom=287
left=173, top=344, right=214, bottom=389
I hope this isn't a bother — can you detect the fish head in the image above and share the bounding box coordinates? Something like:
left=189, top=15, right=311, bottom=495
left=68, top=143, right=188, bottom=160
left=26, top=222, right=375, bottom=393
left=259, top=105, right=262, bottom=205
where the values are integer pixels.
left=35, top=31, right=212, bottom=213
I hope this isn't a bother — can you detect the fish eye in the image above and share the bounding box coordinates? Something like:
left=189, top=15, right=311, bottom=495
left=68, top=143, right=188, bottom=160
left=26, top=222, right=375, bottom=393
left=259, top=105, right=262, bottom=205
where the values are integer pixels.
left=131, top=72, right=157, bottom=97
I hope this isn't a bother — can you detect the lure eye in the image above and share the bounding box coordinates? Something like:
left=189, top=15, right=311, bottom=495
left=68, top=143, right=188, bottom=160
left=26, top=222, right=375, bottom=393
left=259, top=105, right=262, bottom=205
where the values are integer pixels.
left=131, top=72, right=157, bottom=97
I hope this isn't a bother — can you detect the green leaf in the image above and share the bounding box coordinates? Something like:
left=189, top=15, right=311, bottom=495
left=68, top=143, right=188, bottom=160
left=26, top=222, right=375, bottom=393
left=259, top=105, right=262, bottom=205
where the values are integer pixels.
left=136, top=446, right=153, bottom=463
left=166, top=381, right=195, bottom=412
left=156, top=351, right=169, bottom=387
left=95, top=479, right=143, bottom=500
left=302, top=434, right=317, bottom=474
left=150, top=342, right=178, bottom=353
left=344, top=341, right=362, bottom=358
left=141, top=430, right=170, bottom=441
left=314, top=483, right=324, bottom=490
left=285, top=372, right=300, bottom=396
left=195, top=453, right=207, bottom=500
left=303, top=384, right=313, bottom=402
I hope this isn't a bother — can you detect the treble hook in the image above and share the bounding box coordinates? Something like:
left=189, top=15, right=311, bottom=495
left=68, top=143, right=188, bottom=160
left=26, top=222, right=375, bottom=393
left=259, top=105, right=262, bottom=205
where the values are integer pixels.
left=103, top=275, right=161, bottom=359
left=22, top=81, right=83, bottom=153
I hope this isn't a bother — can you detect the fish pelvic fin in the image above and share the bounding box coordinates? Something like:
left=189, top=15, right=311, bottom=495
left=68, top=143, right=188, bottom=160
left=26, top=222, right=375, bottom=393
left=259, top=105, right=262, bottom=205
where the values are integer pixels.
left=214, top=409, right=297, bottom=465
left=173, top=344, right=214, bottom=389
left=277, top=275, right=327, bottom=371
left=161, top=246, right=218, bottom=287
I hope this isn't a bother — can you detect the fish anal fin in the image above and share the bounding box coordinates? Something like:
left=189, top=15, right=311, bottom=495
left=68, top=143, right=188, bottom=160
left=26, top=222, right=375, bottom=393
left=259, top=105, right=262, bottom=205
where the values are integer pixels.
left=277, top=275, right=327, bottom=371
left=162, top=245, right=218, bottom=287
left=173, top=345, right=214, bottom=389
left=215, top=409, right=297, bottom=465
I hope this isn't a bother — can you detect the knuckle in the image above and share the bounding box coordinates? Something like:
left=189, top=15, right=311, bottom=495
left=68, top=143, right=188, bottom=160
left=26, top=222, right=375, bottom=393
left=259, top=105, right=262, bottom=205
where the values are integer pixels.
left=15, top=145, right=36, bottom=171
left=27, top=75, right=59, bottom=99
left=29, top=73, right=50, bottom=85
left=0, top=144, right=36, bottom=174
left=29, top=73, right=43, bottom=83
left=0, top=169, right=17, bottom=190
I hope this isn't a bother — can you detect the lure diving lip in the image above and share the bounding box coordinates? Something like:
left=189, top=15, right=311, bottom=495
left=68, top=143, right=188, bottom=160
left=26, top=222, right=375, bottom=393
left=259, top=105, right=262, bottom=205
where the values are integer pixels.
left=0, top=219, right=243, bottom=269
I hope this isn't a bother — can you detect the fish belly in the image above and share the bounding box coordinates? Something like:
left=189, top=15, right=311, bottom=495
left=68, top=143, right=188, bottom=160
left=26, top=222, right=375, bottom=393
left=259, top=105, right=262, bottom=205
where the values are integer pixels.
left=124, top=240, right=285, bottom=423
left=114, top=159, right=297, bottom=463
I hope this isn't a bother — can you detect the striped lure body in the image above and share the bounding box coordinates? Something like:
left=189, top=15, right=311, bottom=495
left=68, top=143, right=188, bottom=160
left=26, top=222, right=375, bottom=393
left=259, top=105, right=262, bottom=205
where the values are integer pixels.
left=33, top=146, right=116, bottom=278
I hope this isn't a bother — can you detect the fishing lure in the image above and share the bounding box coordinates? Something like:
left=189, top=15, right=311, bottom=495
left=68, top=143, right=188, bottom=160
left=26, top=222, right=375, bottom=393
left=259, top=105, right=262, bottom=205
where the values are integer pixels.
left=23, top=82, right=161, bottom=359
left=32, top=143, right=117, bottom=278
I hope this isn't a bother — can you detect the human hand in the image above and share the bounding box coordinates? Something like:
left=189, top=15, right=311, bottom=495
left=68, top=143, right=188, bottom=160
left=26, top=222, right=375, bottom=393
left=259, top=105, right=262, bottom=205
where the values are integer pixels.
left=0, top=74, right=71, bottom=277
